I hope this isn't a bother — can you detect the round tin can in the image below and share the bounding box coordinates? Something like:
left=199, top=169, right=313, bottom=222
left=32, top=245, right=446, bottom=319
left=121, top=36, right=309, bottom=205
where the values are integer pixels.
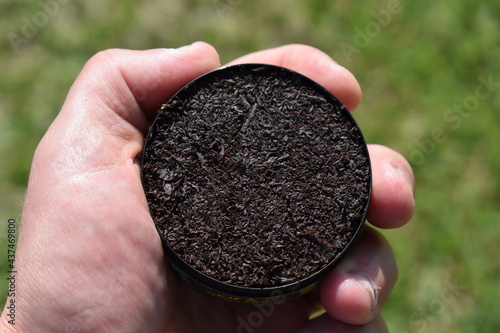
left=141, top=64, right=371, bottom=303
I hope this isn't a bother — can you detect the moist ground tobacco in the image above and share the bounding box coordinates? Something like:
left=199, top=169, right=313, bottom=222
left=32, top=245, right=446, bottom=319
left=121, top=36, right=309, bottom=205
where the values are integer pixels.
left=141, top=64, right=371, bottom=302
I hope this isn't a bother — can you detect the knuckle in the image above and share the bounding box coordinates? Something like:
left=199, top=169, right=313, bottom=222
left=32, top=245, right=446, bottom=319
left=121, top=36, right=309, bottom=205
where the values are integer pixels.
left=84, top=48, right=126, bottom=72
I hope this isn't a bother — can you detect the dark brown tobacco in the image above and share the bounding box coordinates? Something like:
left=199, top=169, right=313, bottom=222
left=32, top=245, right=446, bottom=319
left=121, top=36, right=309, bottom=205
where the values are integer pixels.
left=142, top=65, right=370, bottom=289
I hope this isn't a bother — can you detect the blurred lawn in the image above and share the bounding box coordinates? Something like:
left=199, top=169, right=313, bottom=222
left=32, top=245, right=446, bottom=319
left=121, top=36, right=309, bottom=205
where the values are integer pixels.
left=1, top=0, right=499, bottom=331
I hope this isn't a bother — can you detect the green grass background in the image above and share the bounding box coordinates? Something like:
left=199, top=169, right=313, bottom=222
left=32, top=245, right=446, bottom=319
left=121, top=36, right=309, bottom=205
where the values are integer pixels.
left=1, top=0, right=499, bottom=331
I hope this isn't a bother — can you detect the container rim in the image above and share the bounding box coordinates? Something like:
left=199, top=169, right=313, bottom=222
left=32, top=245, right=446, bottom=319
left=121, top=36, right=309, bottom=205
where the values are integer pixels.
left=141, top=63, right=372, bottom=301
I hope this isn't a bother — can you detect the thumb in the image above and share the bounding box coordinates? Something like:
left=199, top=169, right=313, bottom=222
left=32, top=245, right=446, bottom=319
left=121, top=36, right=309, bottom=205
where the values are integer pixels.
left=36, top=42, right=221, bottom=179
left=5, top=43, right=219, bottom=332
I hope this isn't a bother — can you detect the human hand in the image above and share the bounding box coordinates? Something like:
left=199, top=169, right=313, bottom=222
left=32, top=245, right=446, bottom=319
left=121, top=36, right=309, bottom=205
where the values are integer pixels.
left=1, top=42, right=414, bottom=333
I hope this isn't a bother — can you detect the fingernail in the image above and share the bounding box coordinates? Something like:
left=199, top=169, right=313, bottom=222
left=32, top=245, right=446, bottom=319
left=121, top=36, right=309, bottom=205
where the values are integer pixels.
left=175, top=41, right=203, bottom=52
left=350, top=271, right=379, bottom=313
left=387, top=160, right=415, bottom=198
left=398, top=168, right=415, bottom=197
left=172, top=42, right=220, bottom=68
left=174, top=43, right=195, bottom=52
left=392, top=159, right=415, bottom=196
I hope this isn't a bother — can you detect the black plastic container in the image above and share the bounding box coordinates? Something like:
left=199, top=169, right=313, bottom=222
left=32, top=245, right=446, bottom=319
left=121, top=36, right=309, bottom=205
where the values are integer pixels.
left=141, top=64, right=371, bottom=303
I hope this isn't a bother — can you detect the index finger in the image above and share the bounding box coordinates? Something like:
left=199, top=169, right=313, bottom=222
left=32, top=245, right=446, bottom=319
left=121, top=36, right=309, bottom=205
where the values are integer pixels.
left=228, top=45, right=415, bottom=229
left=226, top=44, right=362, bottom=111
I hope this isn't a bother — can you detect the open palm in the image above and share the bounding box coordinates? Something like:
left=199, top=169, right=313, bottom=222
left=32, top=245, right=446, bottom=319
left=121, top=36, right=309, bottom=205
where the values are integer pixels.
left=1, top=42, right=414, bottom=333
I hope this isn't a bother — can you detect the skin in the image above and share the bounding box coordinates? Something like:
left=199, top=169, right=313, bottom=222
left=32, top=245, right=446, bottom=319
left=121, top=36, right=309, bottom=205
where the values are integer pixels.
left=0, top=42, right=415, bottom=333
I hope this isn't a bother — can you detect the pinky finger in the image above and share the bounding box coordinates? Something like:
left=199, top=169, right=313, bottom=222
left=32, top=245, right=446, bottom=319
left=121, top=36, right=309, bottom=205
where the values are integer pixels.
left=298, top=313, right=388, bottom=333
